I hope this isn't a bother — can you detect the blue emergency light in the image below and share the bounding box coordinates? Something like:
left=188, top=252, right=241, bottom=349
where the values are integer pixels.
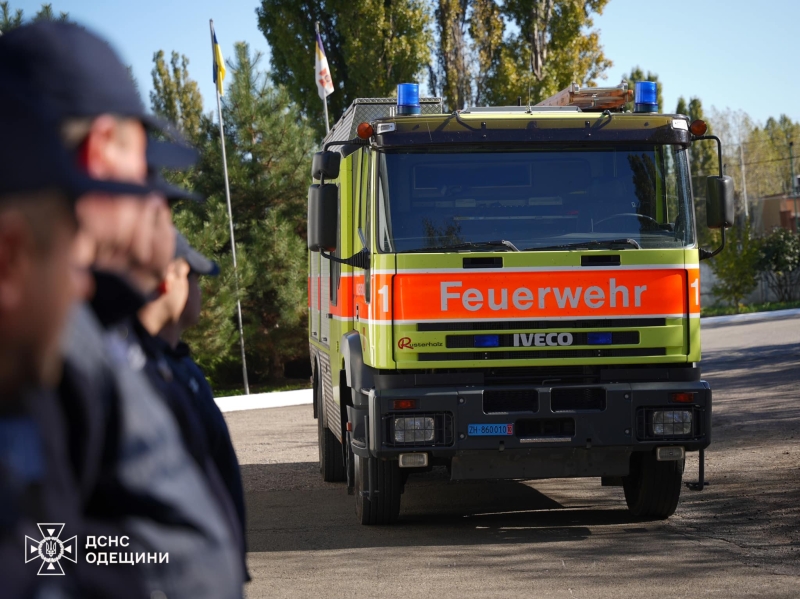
left=634, top=81, right=658, bottom=113
left=397, top=83, right=420, bottom=115
left=587, top=332, right=613, bottom=345
left=474, top=334, right=500, bottom=348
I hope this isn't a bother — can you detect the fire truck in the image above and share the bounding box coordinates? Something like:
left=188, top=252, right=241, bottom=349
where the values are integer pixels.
left=307, top=81, right=733, bottom=524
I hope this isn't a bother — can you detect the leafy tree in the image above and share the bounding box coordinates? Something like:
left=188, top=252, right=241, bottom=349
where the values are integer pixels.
left=257, top=0, right=431, bottom=137
left=709, top=221, right=760, bottom=310
left=151, top=50, right=204, bottom=140
left=483, top=0, right=612, bottom=106
left=433, top=0, right=471, bottom=110
left=756, top=228, right=800, bottom=302
left=676, top=97, right=717, bottom=176
left=469, top=0, right=504, bottom=107
left=623, top=67, right=663, bottom=112
left=676, top=96, right=717, bottom=245
left=1, top=2, right=69, bottom=32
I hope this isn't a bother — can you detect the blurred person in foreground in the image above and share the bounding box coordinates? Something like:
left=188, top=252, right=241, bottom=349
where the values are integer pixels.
left=0, top=21, right=244, bottom=599
left=137, top=234, right=249, bottom=578
left=0, top=78, right=150, bottom=598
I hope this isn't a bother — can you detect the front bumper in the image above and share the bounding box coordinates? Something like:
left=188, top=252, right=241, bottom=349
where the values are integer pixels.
left=349, top=381, right=711, bottom=480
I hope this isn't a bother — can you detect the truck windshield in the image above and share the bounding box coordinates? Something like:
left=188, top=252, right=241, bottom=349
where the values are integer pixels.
left=376, top=145, right=695, bottom=253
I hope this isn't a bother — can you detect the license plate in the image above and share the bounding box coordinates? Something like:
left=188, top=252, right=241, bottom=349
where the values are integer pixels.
left=468, top=423, right=514, bottom=436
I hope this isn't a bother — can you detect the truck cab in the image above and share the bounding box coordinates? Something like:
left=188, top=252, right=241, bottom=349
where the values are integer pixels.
left=307, top=83, right=734, bottom=524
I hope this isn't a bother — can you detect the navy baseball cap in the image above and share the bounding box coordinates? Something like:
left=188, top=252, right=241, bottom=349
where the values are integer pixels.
left=0, top=21, right=196, bottom=171
left=0, top=73, right=150, bottom=200
left=175, top=233, right=219, bottom=276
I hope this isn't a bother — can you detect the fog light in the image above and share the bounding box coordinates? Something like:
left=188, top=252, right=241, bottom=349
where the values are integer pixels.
left=652, top=410, right=692, bottom=436
left=398, top=453, right=429, bottom=468
left=394, top=417, right=435, bottom=443
left=656, top=446, right=685, bottom=461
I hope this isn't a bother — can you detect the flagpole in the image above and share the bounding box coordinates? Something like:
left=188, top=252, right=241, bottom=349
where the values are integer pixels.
left=210, top=19, right=250, bottom=395
left=315, top=21, right=330, bottom=134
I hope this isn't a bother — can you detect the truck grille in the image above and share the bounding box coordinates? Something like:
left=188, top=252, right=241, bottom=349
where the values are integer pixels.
left=551, top=387, right=606, bottom=411
left=418, top=318, right=666, bottom=332
left=515, top=418, right=575, bottom=439
left=419, top=348, right=666, bottom=361
left=446, top=331, right=639, bottom=348
left=483, top=389, right=539, bottom=414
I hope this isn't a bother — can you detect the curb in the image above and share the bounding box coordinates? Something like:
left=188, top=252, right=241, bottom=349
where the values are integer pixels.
left=215, top=388, right=312, bottom=413
left=701, top=307, right=800, bottom=326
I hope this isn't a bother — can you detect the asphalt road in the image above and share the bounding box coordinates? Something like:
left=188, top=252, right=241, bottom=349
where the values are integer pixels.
left=228, top=314, right=800, bottom=598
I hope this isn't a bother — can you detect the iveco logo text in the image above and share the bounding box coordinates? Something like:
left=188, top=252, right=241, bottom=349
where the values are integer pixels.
left=514, top=333, right=573, bottom=347
left=440, top=279, right=647, bottom=312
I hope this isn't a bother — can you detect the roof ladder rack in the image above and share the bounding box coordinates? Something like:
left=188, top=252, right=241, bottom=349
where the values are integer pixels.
left=535, top=81, right=633, bottom=112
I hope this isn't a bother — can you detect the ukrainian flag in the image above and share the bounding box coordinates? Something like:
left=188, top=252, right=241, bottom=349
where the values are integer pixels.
left=211, top=20, right=226, bottom=96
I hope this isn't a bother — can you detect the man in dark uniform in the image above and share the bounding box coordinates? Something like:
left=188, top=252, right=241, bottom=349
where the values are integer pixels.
left=0, top=22, right=244, bottom=599
left=0, top=73, right=151, bottom=599
left=137, top=234, right=248, bottom=577
left=140, top=234, right=249, bottom=578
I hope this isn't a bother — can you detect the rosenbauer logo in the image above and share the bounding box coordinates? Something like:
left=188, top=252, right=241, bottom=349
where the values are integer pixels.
left=25, top=523, right=77, bottom=576
left=397, top=337, right=443, bottom=350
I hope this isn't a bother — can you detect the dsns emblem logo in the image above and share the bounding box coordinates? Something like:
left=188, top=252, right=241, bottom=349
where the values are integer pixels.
left=25, top=523, right=77, bottom=575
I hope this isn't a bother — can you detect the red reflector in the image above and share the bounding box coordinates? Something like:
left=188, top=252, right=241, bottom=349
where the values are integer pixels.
left=689, top=119, right=707, bottom=136
left=346, top=422, right=353, bottom=432
left=392, top=399, right=416, bottom=410
left=670, top=392, right=695, bottom=403
left=357, top=122, right=374, bottom=139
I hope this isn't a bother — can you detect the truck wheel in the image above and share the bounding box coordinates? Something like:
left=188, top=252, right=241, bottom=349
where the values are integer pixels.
left=316, top=377, right=345, bottom=482
left=623, top=451, right=684, bottom=519
left=354, top=454, right=402, bottom=525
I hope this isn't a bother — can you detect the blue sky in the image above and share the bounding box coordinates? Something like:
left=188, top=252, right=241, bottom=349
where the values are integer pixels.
left=10, top=0, right=798, bottom=125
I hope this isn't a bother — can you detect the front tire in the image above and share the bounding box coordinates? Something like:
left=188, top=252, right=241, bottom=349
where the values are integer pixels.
left=623, top=451, right=683, bottom=519
left=316, top=376, right=345, bottom=482
left=354, top=454, right=402, bottom=525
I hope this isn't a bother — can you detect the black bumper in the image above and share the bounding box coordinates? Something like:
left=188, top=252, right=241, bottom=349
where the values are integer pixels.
left=349, top=380, right=711, bottom=480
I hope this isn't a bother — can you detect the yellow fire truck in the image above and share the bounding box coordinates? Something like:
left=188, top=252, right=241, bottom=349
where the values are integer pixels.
left=307, top=81, right=733, bottom=524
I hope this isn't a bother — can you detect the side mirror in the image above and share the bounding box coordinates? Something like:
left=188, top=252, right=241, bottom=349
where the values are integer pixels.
left=312, top=151, right=341, bottom=180
left=706, top=175, right=734, bottom=229
left=307, top=184, right=338, bottom=252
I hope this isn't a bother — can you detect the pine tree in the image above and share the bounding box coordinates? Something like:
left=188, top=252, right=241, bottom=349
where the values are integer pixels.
left=151, top=42, right=317, bottom=386
left=0, top=2, right=69, bottom=32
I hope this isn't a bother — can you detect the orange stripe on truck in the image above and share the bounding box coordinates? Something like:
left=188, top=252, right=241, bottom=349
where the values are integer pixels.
left=393, top=268, right=698, bottom=322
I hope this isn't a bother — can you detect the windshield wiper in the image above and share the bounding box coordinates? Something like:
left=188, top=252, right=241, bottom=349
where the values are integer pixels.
left=401, top=239, right=520, bottom=253
left=523, top=238, right=642, bottom=251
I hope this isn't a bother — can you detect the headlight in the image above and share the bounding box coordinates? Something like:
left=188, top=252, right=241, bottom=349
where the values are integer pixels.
left=393, top=417, right=435, bottom=443
left=652, top=410, right=692, bottom=436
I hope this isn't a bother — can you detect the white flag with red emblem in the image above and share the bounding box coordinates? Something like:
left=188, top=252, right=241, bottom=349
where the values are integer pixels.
left=315, top=30, right=334, bottom=100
